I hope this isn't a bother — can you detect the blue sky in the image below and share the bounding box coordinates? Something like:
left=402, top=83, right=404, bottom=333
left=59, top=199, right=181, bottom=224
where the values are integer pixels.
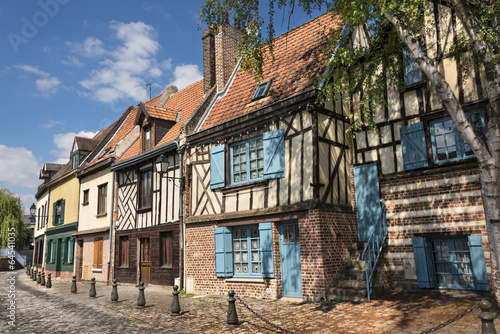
left=0, top=0, right=321, bottom=213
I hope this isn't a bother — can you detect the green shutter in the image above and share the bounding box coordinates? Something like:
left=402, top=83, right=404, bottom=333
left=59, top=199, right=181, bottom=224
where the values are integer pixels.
left=468, top=236, right=489, bottom=291
left=61, top=238, right=67, bottom=264
left=263, top=129, right=285, bottom=179
left=210, top=145, right=226, bottom=189
left=53, top=202, right=57, bottom=225
left=214, top=226, right=233, bottom=277
left=400, top=122, right=428, bottom=170
left=68, top=238, right=74, bottom=264
left=60, top=199, right=65, bottom=224
left=259, top=222, right=274, bottom=278
left=412, top=238, right=436, bottom=288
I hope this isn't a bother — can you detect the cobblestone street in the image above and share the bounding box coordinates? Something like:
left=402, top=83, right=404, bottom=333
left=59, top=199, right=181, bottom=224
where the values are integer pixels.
left=1, top=269, right=498, bottom=333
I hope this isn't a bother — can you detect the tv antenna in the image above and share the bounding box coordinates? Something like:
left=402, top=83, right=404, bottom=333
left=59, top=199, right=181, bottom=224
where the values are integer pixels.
left=135, top=83, right=152, bottom=100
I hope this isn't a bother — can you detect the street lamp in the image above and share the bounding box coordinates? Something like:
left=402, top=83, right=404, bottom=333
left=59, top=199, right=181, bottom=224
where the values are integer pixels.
left=30, top=203, right=36, bottom=218
left=155, top=153, right=169, bottom=174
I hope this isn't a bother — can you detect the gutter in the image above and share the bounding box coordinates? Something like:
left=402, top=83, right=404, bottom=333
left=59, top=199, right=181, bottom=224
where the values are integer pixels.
left=107, top=171, right=115, bottom=286
left=111, top=142, right=178, bottom=171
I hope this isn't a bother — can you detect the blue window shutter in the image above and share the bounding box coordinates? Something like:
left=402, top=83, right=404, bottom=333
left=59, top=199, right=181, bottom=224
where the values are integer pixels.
left=259, top=222, right=274, bottom=278
left=60, top=199, right=65, bottom=224
left=400, top=122, right=428, bottom=170
left=214, top=226, right=233, bottom=277
left=468, top=236, right=489, bottom=291
left=263, top=129, right=285, bottom=179
left=412, top=238, right=436, bottom=288
left=353, top=163, right=381, bottom=242
left=210, top=145, right=225, bottom=189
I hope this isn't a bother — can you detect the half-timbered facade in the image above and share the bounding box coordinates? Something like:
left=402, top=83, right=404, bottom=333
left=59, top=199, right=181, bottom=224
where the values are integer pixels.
left=112, top=81, right=204, bottom=286
left=184, top=14, right=358, bottom=301
left=349, top=1, right=491, bottom=296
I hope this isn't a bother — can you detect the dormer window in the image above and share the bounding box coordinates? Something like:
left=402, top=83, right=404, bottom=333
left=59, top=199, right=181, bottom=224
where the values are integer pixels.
left=253, top=80, right=271, bottom=100
left=71, top=152, right=79, bottom=169
left=143, top=125, right=152, bottom=151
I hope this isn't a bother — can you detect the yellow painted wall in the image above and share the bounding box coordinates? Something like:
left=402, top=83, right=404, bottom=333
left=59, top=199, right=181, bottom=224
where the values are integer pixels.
left=48, top=172, right=80, bottom=228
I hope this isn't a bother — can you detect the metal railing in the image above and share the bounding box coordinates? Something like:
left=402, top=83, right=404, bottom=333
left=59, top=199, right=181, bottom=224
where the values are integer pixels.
left=361, top=200, right=386, bottom=302
left=0, top=247, right=27, bottom=267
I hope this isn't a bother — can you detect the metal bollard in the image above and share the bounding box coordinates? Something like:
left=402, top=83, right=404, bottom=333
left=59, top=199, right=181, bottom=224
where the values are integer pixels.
left=479, top=300, right=497, bottom=334
left=137, top=282, right=146, bottom=308
left=71, top=275, right=77, bottom=294
left=111, top=279, right=119, bottom=302
left=26, top=265, right=29, bottom=275
left=171, top=285, right=181, bottom=316
left=89, top=277, right=96, bottom=297
left=41, top=272, right=45, bottom=286
left=33, top=270, right=37, bottom=281
left=37, top=271, right=41, bottom=284
left=46, top=273, right=52, bottom=288
left=227, top=290, right=239, bottom=328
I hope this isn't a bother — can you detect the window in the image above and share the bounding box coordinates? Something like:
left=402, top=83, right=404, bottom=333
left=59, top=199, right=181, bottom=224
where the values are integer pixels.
left=52, top=199, right=65, bottom=225
left=214, top=222, right=274, bottom=278
left=119, top=236, right=129, bottom=267
left=161, top=232, right=173, bottom=267
left=97, top=184, right=107, bottom=215
left=139, top=170, right=152, bottom=209
left=93, top=237, right=103, bottom=269
left=144, top=126, right=152, bottom=151
left=210, top=129, right=285, bottom=189
left=71, top=151, right=79, bottom=169
left=82, top=189, right=89, bottom=205
left=430, top=110, right=484, bottom=163
left=403, top=48, right=423, bottom=86
left=253, top=80, right=271, bottom=99
left=231, top=137, right=264, bottom=184
left=37, top=208, right=40, bottom=230
left=412, top=236, right=489, bottom=291
left=140, top=238, right=150, bottom=262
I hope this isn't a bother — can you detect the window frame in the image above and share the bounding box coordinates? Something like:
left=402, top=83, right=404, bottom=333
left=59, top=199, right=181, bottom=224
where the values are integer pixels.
left=71, top=151, right=79, bottom=169
left=97, top=183, right=107, bottom=215
left=232, top=225, right=262, bottom=278
left=118, top=236, right=129, bottom=267
left=143, top=126, right=152, bottom=151
left=230, top=137, right=265, bottom=186
left=403, top=48, right=423, bottom=86
left=160, top=232, right=173, bottom=268
left=53, top=199, right=65, bottom=225
left=252, top=80, right=272, bottom=100
left=82, top=189, right=89, bottom=205
left=138, top=169, right=152, bottom=210
left=429, top=109, right=485, bottom=164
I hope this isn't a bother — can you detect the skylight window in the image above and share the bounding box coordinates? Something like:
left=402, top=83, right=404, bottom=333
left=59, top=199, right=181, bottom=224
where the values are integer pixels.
left=253, top=80, right=271, bottom=100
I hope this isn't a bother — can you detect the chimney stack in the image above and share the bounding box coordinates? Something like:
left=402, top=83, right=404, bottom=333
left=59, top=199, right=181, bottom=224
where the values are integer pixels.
left=202, top=15, right=241, bottom=94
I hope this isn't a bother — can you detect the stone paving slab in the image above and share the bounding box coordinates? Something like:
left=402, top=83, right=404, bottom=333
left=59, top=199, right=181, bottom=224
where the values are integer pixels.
left=3, top=269, right=499, bottom=333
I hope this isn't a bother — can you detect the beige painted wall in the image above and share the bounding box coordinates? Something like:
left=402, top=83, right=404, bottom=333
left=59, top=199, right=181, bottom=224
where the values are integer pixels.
left=78, top=167, right=113, bottom=231
left=48, top=173, right=79, bottom=228
left=34, top=190, right=49, bottom=239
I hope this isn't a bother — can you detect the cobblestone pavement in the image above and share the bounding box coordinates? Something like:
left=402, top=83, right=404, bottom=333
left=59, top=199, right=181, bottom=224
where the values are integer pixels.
left=1, top=269, right=499, bottom=333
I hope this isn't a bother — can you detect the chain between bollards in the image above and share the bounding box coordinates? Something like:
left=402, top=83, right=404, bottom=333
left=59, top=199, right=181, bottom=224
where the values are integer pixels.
left=71, top=275, right=77, bottom=294
left=89, top=277, right=96, bottom=298
left=111, top=279, right=119, bottom=302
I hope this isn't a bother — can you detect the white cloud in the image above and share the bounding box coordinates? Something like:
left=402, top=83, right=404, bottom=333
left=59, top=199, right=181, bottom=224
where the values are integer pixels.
left=0, top=145, right=40, bottom=189
left=75, top=21, right=163, bottom=103
left=62, top=56, right=84, bottom=68
left=40, top=119, right=66, bottom=129
left=170, top=64, right=203, bottom=89
left=14, top=64, right=61, bottom=94
left=51, top=130, right=97, bottom=163
left=16, top=193, right=36, bottom=215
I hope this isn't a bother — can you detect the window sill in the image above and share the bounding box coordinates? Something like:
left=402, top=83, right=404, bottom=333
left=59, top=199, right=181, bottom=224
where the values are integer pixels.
left=118, top=266, right=129, bottom=269
left=137, top=207, right=152, bottom=213
left=96, top=212, right=107, bottom=218
left=226, top=277, right=266, bottom=283
left=160, top=265, right=174, bottom=269
left=404, top=80, right=426, bottom=91
left=91, top=268, right=102, bottom=273
left=82, top=202, right=89, bottom=206
left=221, top=179, right=269, bottom=194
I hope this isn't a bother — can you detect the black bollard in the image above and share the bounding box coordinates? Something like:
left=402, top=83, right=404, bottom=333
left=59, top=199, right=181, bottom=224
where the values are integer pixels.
left=41, top=272, right=45, bottom=286
left=30, top=268, right=34, bottom=280
left=37, top=271, right=41, bottom=284
left=71, top=275, right=77, bottom=294
left=227, top=290, right=239, bottom=328
left=89, top=277, right=96, bottom=297
left=46, top=273, right=52, bottom=288
left=137, top=282, right=146, bottom=308
left=26, top=265, right=29, bottom=275
left=33, top=270, right=37, bottom=281
left=171, top=285, right=181, bottom=316
left=111, top=279, right=119, bottom=302
left=479, top=300, right=497, bottom=334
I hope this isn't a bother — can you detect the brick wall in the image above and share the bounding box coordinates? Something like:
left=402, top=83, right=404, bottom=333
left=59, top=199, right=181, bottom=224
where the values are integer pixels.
left=77, top=233, right=109, bottom=282
left=45, top=269, right=73, bottom=280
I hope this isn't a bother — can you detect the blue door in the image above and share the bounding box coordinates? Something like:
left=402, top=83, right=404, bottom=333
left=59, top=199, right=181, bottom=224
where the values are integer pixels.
left=354, top=163, right=382, bottom=242
left=280, top=222, right=302, bottom=298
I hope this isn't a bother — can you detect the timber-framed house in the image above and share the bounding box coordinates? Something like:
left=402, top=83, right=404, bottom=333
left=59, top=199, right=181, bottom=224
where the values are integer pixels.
left=183, top=13, right=357, bottom=301
left=111, top=81, right=204, bottom=286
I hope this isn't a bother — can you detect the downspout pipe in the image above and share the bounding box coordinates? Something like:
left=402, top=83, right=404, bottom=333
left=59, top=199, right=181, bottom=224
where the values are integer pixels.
left=173, top=141, right=185, bottom=291
left=107, top=170, right=115, bottom=286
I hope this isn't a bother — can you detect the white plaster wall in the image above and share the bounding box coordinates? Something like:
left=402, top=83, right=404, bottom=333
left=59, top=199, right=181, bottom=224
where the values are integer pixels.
left=78, top=167, right=113, bottom=231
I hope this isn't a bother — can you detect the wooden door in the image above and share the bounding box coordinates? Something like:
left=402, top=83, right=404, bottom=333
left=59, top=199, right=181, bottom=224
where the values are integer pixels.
left=353, top=163, right=382, bottom=242
left=139, top=238, right=151, bottom=285
left=280, top=222, right=302, bottom=298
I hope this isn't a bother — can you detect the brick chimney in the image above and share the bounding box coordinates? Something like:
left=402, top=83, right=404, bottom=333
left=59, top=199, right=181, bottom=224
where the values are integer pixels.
left=202, top=14, right=241, bottom=94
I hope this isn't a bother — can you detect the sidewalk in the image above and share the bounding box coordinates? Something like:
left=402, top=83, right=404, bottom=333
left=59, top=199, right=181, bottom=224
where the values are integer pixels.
left=20, top=270, right=498, bottom=333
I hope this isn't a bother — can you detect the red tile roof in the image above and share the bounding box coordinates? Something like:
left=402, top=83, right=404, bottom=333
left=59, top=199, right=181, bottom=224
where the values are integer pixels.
left=199, top=12, right=342, bottom=131
left=143, top=104, right=178, bottom=122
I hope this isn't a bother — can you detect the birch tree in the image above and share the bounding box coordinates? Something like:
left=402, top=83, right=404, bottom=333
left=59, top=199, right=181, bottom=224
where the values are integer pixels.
left=200, top=0, right=500, bottom=301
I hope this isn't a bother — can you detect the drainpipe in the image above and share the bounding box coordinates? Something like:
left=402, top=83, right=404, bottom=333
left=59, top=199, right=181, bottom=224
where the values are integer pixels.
left=172, top=141, right=185, bottom=290
left=107, top=171, right=115, bottom=286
